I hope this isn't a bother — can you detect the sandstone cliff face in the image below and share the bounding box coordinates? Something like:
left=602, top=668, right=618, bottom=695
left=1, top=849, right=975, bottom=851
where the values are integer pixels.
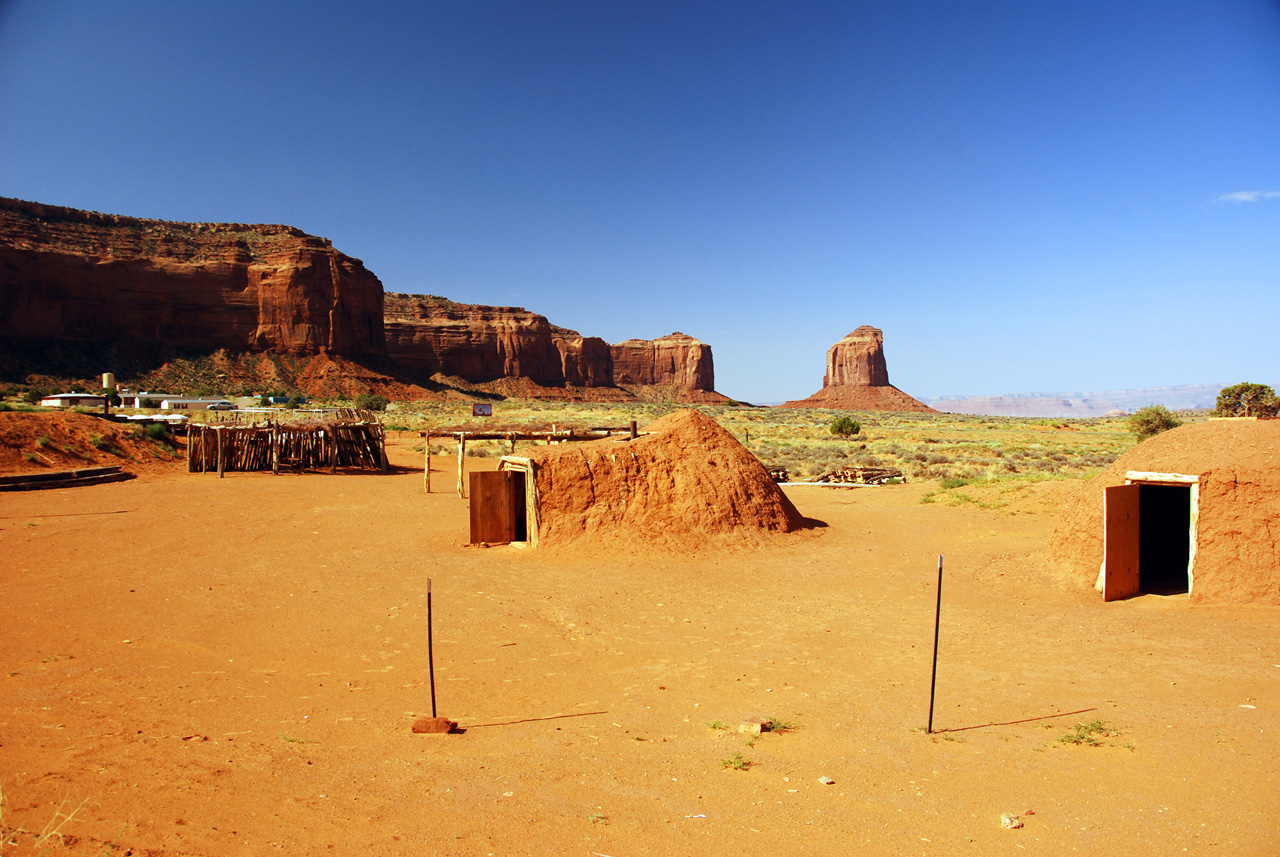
left=385, top=297, right=722, bottom=401
left=1, top=197, right=724, bottom=402
left=552, top=330, right=614, bottom=387
left=383, top=293, right=572, bottom=385
left=611, top=333, right=715, bottom=392
left=784, top=326, right=934, bottom=412
left=0, top=197, right=384, bottom=360
left=823, top=325, right=890, bottom=388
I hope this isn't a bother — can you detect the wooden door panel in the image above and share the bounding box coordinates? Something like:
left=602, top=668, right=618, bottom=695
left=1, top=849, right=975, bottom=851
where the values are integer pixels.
left=469, top=471, right=515, bottom=545
left=1104, top=484, right=1141, bottom=602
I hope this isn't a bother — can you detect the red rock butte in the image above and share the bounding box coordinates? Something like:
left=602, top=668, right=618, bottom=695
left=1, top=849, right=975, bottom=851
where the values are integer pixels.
left=783, top=326, right=936, bottom=412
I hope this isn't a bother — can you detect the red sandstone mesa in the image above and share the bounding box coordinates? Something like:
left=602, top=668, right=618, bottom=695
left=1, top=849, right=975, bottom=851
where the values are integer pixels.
left=1, top=197, right=725, bottom=402
left=0, top=197, right=384, bottom=359
left=784, top=325, right=935, bottom=412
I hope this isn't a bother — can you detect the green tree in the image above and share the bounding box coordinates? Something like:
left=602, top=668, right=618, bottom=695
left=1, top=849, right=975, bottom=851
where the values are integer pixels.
left=829, top=416, right=861, bottom=438
left=355, top=393, right=390, bottom=412
left=1214, top=382, right=1278, bottom=418
left=1129, top=404, right=1182, bottom=442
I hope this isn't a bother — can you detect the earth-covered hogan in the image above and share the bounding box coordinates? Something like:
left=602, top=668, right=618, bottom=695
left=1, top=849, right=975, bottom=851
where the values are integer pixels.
left=1047, top=418, right=1280, bottom=604
left=492, top=409, right=805, bottom=549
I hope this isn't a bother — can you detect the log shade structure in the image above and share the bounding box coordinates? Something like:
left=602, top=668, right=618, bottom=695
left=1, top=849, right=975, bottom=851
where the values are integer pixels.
left=424, top=424, right=642, bottom=497
left=187, top=410, right=387, bottom=477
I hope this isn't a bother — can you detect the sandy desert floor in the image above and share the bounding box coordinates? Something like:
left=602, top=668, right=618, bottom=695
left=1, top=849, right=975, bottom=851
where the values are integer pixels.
left=1, top=437, right=1276, bottom=855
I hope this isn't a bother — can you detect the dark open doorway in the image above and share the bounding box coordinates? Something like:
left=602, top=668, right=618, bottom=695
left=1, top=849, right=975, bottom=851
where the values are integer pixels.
left=1138, top=484, right=1191, bottom=595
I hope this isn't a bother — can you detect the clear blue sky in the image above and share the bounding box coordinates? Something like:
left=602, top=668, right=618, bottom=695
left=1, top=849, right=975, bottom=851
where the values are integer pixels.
left=2, top=1, right=1277, bottom=403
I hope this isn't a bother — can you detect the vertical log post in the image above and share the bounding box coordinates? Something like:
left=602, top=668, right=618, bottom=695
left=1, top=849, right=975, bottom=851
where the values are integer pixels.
left=216, top=427, right=225, bottom=479
left=629, top=420, right=637, bottom=441
left=330, top=427, right=338, bottom=474
left=427, top=432, right=437, bottom=493
left=456, top=434, right=466, bottom=499
left=271, top=423, right=279, bottom=475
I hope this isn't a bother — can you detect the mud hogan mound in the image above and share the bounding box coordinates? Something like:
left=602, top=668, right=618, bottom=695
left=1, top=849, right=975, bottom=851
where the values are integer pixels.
left=0, top=409, right=184, bottom=476
left=1047, top=418, right=1280, bottom=605
left=508, top=409, right=808, bottom=549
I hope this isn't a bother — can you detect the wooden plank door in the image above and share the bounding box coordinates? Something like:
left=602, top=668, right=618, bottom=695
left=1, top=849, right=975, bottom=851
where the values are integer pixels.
left=469, top=471, right=515, bottom=545
left=1104, top=484, right=1141, bottom=602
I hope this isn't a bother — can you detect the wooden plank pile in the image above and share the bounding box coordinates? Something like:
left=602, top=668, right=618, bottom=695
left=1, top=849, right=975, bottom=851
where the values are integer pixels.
left=0, top=465, right=134, bottom=492
left=187, top=411, right=386, bottom=476
left=814, top=466, right=904, bottom=485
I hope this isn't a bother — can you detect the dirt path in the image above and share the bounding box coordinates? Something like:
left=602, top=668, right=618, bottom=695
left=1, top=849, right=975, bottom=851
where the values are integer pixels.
left=1, top=440, right=1275, bottom=855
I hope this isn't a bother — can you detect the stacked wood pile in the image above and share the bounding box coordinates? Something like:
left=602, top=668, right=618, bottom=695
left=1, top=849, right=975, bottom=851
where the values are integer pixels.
left=188, top=411, right=386, bottom=476
left=814, top=466, right=904, bottom=485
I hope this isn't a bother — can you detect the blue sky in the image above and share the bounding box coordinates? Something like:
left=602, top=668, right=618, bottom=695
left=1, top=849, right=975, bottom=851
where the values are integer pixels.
left=1, top=1, right=1277, bottom=403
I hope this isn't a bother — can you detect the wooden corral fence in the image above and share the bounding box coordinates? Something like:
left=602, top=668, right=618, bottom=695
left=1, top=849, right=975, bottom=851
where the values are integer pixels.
left=425, top=421, right=640, bottom=497
left=187, top=411, right=387, bottom=477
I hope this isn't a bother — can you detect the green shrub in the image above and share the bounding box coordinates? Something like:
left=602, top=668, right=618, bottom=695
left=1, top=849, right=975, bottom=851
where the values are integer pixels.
left=1128, top=404, right=1182, bottom=442
left=1214, top=382, right=1278, bottom=418
left=354, top=393, right=390, bottom=412
left=829, top=416, right=861, bottom=438
left=286, top=395, right=303, bottom=409
left=144, top=423, right=169, bottom=441
left=140, top=397, right=160, bottom=409
left=21, top=390, right=42, bottom=405
left=89, top=434, right=110, bottom=450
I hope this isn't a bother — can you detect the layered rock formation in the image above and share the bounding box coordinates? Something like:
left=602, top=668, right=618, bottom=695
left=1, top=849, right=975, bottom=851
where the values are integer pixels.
left=0, top=197, right=384, bottom=362
left=1, top=197, right=725, bottom=402
left=783, top=326, right=935, bottom=412
left=384, top=295, right=724, bottom=401
left=383, top=294, right=570, bottom=385
left=611, top=333, right=715, bottom=391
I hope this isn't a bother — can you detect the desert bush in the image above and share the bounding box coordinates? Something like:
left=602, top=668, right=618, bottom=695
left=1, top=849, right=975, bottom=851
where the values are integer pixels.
left=1214, top=382, right=1278, bottom=418
left=140, top=397, right=160, bottom=409
left=355, top=393, right=390, bottom=412
left=145, top=423, right=169, bottom=440
left=829, top=416, right=861, bottom=438
left=21, top=390, right=43, bottom=405
left=1128, top=404, right=1182, bottom=442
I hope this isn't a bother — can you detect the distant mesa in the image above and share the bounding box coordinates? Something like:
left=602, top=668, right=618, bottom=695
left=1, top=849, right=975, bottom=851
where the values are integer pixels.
left=0, top=197, right=724, bottom=403
left=923, top=384, right=1225, bottom=418
left=782, top=326, right=935, bottom=412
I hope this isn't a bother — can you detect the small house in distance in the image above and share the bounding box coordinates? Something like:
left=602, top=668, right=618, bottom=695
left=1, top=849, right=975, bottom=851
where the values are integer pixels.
left=40, top=392, right=106, bottom=408
left=1047, top=419, right=1280, bottom=604
left=474, top=409, right=805, bottom=549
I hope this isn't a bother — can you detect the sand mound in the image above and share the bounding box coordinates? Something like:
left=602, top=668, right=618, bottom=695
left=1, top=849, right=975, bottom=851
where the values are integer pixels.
left=781, top=384, right=936, bottom=412
left=519, top=409, right=804, bottom=548
left=0, top=410, right=185, bottom=476
left=1046, top=419, right=1280, bottom=604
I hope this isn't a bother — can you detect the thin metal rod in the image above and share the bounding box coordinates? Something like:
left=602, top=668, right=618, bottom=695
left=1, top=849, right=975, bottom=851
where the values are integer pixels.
left=927, top=554, right=943, bottom=734
left=427, top=583, right=437, bottom=716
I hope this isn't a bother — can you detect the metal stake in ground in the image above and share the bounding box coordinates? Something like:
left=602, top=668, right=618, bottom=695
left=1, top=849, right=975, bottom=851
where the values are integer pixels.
left=927, top=554, right=943, bottom=734
left=412, top=577, right=457, bottom=734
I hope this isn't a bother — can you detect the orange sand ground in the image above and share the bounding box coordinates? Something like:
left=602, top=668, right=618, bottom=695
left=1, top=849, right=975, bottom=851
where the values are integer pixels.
left=1, top=436, right=1276, bottom=855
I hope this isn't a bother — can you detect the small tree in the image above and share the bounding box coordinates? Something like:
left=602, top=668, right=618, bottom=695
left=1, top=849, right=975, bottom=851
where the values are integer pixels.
left=1129, top=404, right=1182, bottom=442
left=286, top=395, right=303, bottom=410
left=1214, top=382, right=1278, bottom=418
left=829, top=416, right=861, bottom=438
left=355, top=393, right=390, bottom=412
